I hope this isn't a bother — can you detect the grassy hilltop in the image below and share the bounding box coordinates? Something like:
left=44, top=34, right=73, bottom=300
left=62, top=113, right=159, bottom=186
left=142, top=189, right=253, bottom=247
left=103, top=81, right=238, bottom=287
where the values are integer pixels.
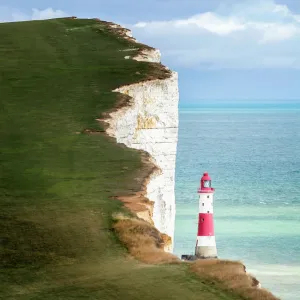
left=0, top=18, right=276, bottom=300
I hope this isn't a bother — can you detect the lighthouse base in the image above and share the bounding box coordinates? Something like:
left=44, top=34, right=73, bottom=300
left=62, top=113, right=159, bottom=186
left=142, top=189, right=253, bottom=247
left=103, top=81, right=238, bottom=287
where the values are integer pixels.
left=181, top=254, right=198, bottom=261
left=195, top=246, right=218, bottom=259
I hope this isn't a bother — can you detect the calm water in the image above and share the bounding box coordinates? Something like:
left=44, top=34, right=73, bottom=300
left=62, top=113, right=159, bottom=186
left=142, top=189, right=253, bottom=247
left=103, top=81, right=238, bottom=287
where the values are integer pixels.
left=174, top=108, right=300, bottom=300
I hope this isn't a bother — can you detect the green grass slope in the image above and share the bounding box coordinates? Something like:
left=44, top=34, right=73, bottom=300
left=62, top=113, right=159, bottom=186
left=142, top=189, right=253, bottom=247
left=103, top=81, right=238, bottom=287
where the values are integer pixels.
left=0, top=18, right=251, bottom=300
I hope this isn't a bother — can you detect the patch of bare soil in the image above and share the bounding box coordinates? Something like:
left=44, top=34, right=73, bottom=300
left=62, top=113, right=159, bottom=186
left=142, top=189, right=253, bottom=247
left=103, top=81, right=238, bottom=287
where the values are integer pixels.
left=112, top=213, right=179, bottom=264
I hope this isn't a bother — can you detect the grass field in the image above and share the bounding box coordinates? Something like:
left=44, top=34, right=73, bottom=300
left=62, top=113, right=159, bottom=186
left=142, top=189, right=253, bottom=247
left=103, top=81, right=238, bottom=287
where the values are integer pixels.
left=0, top=18, right=275, bottom=300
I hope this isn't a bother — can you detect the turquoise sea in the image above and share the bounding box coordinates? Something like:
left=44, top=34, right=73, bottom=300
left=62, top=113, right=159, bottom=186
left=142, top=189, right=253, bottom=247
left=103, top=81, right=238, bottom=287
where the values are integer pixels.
left=174, top=105, right=300, bottom=300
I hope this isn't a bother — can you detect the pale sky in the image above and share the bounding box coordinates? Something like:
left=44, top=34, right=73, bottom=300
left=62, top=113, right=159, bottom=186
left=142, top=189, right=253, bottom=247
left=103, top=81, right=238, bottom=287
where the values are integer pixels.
left=1, top=0, right=300, bottom=103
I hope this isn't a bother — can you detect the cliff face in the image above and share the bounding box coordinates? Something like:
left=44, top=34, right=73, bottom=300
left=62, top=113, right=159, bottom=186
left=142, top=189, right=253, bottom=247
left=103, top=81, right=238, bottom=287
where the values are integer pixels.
left=105, top=33, right=179, bottom=252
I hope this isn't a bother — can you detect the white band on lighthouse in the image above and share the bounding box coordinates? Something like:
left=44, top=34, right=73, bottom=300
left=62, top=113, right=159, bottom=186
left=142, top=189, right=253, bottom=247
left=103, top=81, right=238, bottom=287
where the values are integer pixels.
left=199, top=192, right=214, bottom=214
left=196, top=236, right=216, bottom=247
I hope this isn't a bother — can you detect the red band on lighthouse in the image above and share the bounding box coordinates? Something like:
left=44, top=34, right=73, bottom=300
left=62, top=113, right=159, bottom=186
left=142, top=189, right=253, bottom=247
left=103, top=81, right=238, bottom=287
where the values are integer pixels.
left=197, top=213, right=214, bottom=236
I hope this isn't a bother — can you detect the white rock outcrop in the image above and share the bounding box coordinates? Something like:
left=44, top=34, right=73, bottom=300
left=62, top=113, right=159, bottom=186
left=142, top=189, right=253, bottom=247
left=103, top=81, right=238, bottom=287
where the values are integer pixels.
left=134, top=49, right=161, bottom=63
left=105, top=31, right=179, bottom=252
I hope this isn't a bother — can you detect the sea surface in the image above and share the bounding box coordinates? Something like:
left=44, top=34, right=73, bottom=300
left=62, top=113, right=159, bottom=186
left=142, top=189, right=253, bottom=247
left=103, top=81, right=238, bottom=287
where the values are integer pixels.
left=174, top=106, right=300, bottom=300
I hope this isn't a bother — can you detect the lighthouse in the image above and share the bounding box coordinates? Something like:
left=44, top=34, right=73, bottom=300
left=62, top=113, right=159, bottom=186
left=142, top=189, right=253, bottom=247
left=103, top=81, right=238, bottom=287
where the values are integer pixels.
left=195, top=172, right=217, bottom=259
left=181, top=171, right=217, bottom=261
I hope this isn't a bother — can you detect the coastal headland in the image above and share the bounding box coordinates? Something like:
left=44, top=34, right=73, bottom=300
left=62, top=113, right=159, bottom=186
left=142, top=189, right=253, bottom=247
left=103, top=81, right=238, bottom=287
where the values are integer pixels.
left=0, top=17, right=279, bottom=300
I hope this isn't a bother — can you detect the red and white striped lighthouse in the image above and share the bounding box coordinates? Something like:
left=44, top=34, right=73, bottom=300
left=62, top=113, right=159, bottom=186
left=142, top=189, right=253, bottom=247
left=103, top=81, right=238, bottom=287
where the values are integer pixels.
left=195, top=172, right=218, bottom=259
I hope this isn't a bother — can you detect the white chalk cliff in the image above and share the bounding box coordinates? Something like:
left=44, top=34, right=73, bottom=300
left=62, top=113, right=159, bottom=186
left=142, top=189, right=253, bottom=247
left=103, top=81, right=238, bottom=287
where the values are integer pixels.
left=105, top=26, right=179, bottom=252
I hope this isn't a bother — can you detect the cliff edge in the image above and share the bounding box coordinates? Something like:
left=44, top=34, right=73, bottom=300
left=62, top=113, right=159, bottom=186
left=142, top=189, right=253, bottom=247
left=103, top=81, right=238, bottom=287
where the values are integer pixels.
left=103, top=23, right=178, bottom=252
